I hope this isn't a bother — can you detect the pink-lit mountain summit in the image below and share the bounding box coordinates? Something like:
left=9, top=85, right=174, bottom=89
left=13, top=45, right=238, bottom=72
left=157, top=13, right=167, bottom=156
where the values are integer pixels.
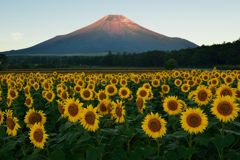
left=4, top=15, right=198, bottom=55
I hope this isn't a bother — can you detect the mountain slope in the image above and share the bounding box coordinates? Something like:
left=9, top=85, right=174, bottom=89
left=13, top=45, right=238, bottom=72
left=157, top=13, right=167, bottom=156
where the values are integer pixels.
left=2, top=15, right=198, bottom=55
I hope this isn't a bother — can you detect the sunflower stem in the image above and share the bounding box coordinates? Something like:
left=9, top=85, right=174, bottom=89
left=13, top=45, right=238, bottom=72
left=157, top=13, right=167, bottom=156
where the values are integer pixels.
left=156, top=139, right=161, bottom=157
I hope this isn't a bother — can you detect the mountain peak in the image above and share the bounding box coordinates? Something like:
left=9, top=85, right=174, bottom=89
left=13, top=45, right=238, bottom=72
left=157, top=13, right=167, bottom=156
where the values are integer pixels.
left=102, top=14, right=133, bottom=24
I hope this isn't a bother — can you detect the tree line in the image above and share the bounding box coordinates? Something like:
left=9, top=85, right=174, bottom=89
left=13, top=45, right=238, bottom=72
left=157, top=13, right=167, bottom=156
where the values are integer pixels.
left=2, top=39, right=240, bottom=70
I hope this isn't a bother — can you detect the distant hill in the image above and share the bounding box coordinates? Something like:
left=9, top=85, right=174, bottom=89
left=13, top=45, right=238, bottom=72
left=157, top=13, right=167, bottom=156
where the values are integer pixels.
left=1, top=15, right=198, bottom=55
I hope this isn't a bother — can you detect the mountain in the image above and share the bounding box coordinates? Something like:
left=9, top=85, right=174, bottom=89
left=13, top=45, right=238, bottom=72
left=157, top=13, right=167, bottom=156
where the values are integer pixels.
left=2, top=15, right=198, bottom=55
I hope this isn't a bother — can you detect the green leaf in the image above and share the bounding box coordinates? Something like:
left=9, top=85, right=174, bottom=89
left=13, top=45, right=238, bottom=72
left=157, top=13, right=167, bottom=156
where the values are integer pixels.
left=223, top=129, right=240, bottom=136
left=212, top=134, right=235, bottom=149
left=86, top=147, right=98, bottom=160
left=177, top=145, right=195, bottom=159
left=194, top=134, right=211, bottom=146
left=49, top=149, right=65, bottom=160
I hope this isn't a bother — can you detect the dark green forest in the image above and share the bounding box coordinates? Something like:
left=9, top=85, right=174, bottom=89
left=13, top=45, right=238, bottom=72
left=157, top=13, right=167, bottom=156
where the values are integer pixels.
left=1, top=39, right=240, bottom=70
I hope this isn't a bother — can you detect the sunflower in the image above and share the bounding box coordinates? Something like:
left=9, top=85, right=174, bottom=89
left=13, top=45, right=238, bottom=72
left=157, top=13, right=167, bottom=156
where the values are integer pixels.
left=97, top=90, right=109, bottom=101
left=180, top=108, right=208, bottom=134
left=192, top=86, right=212, bottom=106
left=80, top=88, right=93, bottom=101
left=64, top=98, right=83, bottom=122
left=161, top=84, right=170, bottom=94
left=111, top=100, right=126, bottom=123
left=29, top=123, right=48, bottom=149
left=120, top=78, right=128, bottom=86
left=105, top=84, right=118, bottom=96
left=25, top=95, right=34, bottom=108
left=5, top=110, right=21, bottom=136
left=136, top=87, right=149, bottom=100
left=119, top=87, right=131, bottom=99
left=142, top=112, right=167, bottom=139
left=163, top=96, right=183, bottom=115
left=8, top=88, right=18, bottom=100
left=74, top=85, right=81, bottom=93
left=44, top=90, right=55, bottom=103
left=181, top=84, right=190, bottom=93
left=33, top=82, right=40, bottom=91
left=97, top=99, right=111, bottom=116
left=216, top=84, right=235, bottom=98
left=0, top=110, right=4, bottom=125
left=174, top=79, right=182, bottom=87
left=211, top=96, right=239, bottom=122
left=24, top=108, right=47, bottom=128
left=136, top=97, right=146, bottom=113
left=151, top=79, right=160, bottom=88
left=80, top=105, right=100, bottom=132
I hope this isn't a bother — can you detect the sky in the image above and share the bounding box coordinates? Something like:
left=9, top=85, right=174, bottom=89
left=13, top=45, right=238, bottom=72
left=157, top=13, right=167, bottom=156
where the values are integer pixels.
left=0, top=0, right=240, bottom=52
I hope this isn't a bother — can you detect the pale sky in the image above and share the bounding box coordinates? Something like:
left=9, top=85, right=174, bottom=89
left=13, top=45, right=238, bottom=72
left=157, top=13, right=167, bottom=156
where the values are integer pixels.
left=0, top=0, right=240, bottom=52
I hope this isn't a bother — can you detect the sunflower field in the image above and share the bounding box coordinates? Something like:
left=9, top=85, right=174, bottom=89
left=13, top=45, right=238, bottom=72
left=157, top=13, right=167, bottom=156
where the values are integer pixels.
left=0, top=69, right=240, bottom=160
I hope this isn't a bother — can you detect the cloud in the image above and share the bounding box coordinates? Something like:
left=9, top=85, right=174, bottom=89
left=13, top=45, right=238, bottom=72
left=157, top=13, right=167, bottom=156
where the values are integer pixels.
left=10, top=32, right=24, bottom=41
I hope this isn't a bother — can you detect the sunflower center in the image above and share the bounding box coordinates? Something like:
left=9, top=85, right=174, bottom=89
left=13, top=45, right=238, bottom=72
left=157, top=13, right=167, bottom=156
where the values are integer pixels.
left=108, top=87, right=114, bottom=94
left=197, top=90, right=208, bottom=101
left=168, top=100, right=178, bottom=111
left=99, top=92, right=106, bottom=100
left=115, top=107, right=122, bottom=118
left=85, top=111, right=95, bottom=125
left=226, top=77, right=232, bottom=83
left=217, top=101, right=233, bottom=116
left=10, top=90, right=16, bottom=98
left=220, top=89, right=232, bottom=96
left=68, top=103, right=79, bottom=116
left=99, top=103, right=107, bottom=112
left=46, top=93, right=52, bottom=100
left=26, top=98, right=31, bottom=105
left=186, top=113, right=202, bottom=128
left=33, top=129, right=43, bottom=142
left=163, top=86, right=168, bottom=92
left=121, top=89, right=128, bottom=96
left=83, top=90, right=91, bottom=98
left=6, top=117, right=15, bottom=130
left=139, top=90, right=147, bottom=97
left=153, top=80, right=158, bottom=85
left=29, top=112, right=42, bottom=124
left=148, top=118, right=161, bottom=132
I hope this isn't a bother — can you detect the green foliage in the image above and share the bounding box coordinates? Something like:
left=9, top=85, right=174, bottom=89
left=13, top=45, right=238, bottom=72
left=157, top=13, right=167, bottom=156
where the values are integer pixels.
left=4, top=39, right=240, bottom=69
left=164, top=58, right=178, bottom=69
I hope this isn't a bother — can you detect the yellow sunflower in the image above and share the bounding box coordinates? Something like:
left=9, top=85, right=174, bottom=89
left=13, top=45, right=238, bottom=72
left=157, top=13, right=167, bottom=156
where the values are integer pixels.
left=57, top=100, right=65, bottom=116
left=174, top=79, right=182, bottom=87
left=192, top=85, right=212, bottom=106
left=97, top=90, right=109, bottom=101
left=216, top=84, right=235, bottom=98
left=64, top=98, right=83, bottom=122
left=7, top=88, right=18, bottom=100
left=211, top=96, right=239, bottom=122
left=163, top=96, right=183, bottom=115
left=97, top=99, right=112, bottom=116
left=44, top=90, right=55, bottom=103
left=29, top=123, right=48, bottom=149
left=161, top=84, right=170, bottom=94
left=119, top=87, right=131, bottom=99
left=136, top=87, right=149, bottom=100
left=180, top=108, right=208, bottom=134
left=151, top=79, right=160, bottom=88
left=25, top=95, right=34, bottom=108
left=80, top=105, right=100, bottom=132
left=111, top=100, right=126, bottom=123
left=142, top=112, right=167, bottom=139
left=105, top=84, right=118, bottom=96
left=181, top=84, right=190, bottom=93
left=24, top=108, right=47, bottom=128
left=80, top=88, right=93, bottom=101
left=5, top=110, right=21, bottom=136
